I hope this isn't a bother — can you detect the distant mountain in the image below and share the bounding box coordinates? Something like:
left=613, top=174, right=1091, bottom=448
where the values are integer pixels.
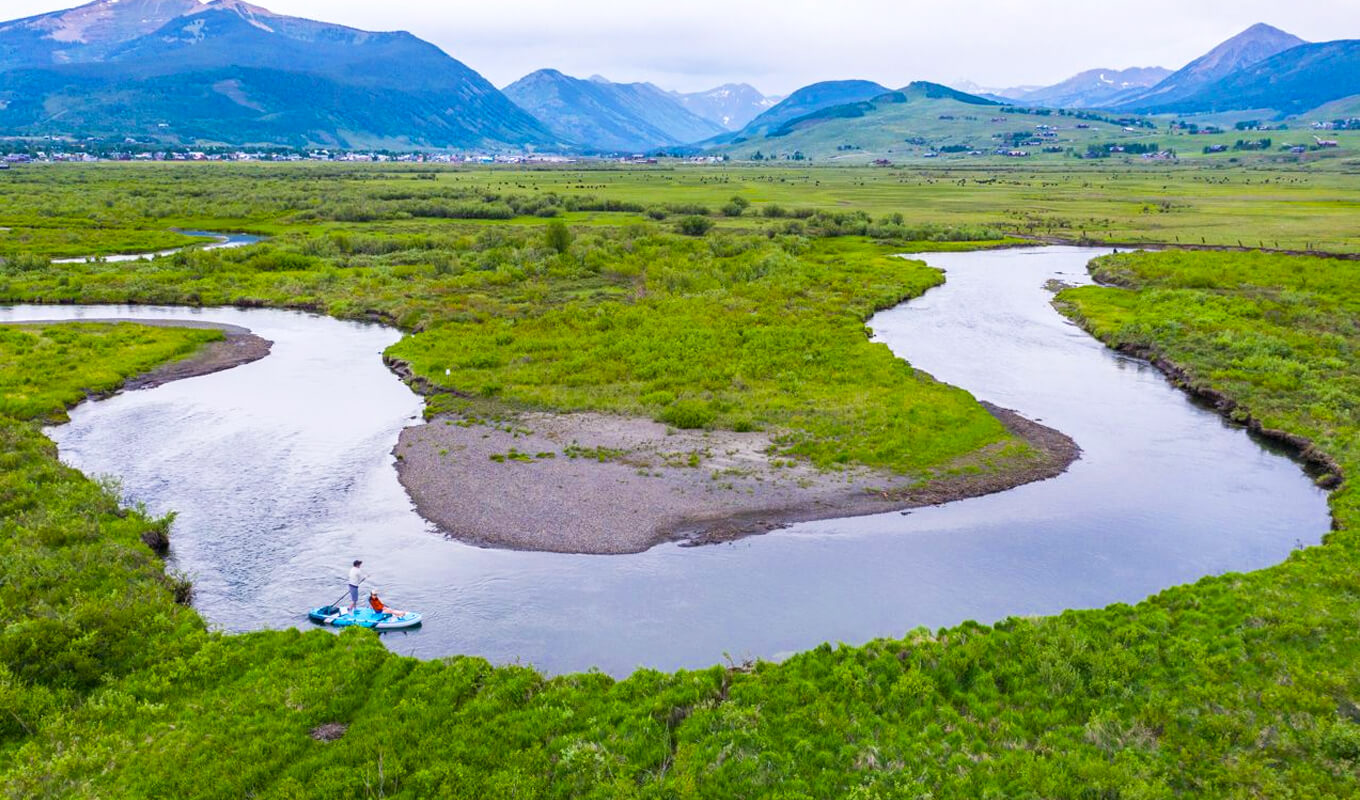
left=1013, top=67, right=1171, bottom=109
left=737, top=80, right=891, bottom=137
left=1118, top=23, right=1306, bottom=112
left=952, top=80, right=1040, bottom=102
left=714, top=81, right=1009, bottom=161
left=504, top=70, right=726, bottom=152
left=0, top=0, right=554, bottom=149
left=1146, top=40, right=1360, bottom=116
left=670, top=84, right=779, bottom=131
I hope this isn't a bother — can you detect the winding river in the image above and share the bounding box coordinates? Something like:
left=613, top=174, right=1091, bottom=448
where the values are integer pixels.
left=52, top=231, right=263, bottom=264
left=0, top=246, right=1330, bottom=675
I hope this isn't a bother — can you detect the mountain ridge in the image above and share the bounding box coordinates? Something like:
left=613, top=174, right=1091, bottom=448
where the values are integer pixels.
left=0, top=0, right=556, bottom=149
left=1117, top=23, right=1307, bottom=111
left=670, top=83, right=779, bottom=131
left=1009, top=67, right=1171, bottom=108
left=503, top=69, right=725, bottom=152
left=1144, top=39, right=1360, bottom=116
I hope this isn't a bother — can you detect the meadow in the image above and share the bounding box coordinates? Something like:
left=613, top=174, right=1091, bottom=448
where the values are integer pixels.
left=0, top=158, right=1357, bottom=258
left=0, top=161, right=1358, bottom=796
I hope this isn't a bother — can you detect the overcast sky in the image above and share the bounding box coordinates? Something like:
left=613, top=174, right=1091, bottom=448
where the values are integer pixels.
left=9, top=0, right=1359, bottom=94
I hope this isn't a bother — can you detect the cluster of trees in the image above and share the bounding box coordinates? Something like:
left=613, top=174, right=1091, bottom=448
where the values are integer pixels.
left=1081, top=142, right=1163, bottom=158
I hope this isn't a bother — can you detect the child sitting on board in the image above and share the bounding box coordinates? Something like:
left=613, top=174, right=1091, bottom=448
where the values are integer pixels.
left=369, top=591, right=408, bottom=619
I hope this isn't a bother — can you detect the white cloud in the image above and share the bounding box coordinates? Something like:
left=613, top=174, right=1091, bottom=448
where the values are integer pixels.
left=6, top=0, right=1357, bottom=94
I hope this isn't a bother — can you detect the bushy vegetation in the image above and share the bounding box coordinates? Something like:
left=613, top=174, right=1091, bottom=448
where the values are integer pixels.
left=0, top=160, right=1357, bottom=260
left=2, top=166, right=1360, bottom=796
left=387, top=235, right=1007, bottom=472
left=4, top=295, right=1359, bottom=796
left=0, top=325, right=221, bottom=742
left=0, top=205, right=1017, bottom=479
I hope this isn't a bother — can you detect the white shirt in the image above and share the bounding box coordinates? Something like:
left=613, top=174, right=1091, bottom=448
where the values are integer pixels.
left=348, top=566, right=364, bottom=586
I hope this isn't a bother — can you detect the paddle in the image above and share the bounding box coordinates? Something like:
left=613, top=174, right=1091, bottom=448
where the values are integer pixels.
left=321, top=577, right=366, bottom=622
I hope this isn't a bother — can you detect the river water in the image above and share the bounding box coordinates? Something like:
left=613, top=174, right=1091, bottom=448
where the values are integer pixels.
left=52, top=231, right=262, bottom=264
left=0, top=247, right=1330, bottom=675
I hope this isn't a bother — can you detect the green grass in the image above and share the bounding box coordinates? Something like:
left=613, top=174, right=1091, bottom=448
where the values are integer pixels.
left=0, top=159, right=1359, bottom=256
left=0, top=323, right=224, bottom=745
left=387, top=235, right=1006, bottom=472
left=2, top=165, right=1360, bottom=796
left=0, top=323, right=222, bottom=420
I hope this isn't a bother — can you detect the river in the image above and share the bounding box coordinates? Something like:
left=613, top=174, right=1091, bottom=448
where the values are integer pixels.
left=52, top=231, right=263, bottom=264
left=0, top=246, right=1331, bottom=675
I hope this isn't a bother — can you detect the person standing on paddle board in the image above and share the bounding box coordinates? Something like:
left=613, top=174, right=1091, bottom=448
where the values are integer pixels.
left=347, top=560, right=367, bottom=612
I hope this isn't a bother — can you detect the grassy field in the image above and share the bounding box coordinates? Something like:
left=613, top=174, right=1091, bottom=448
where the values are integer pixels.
left=1, top=162, right=1358, bottom=796
left=0, top=160, right=1358, bottom=258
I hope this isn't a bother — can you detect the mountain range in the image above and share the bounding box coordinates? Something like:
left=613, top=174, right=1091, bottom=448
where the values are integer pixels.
left=1129, top=39, right=1360, bottom=116
left=670, top=84, right=781, bottom=131
left=1114, top=23, right=1308, bottom=112
left=502, top=71, right=728, bottom=153
left=953, top=23, right=1358, bottom=121
left=1001, top=67, right=1172, bottom=109
left=711, top=81, right=1008, bottom=161
left=0, top=3, right=1356, bottom=152
left=0, top=0, right=556, bottom=149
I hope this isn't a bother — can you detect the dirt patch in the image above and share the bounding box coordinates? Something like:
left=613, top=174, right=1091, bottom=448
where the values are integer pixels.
left=394, top=403, right=1079, bottom=556
left=309, top=723, right=348, bottom=742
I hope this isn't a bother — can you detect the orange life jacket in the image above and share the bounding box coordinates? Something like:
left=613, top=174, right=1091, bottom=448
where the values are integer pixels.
left=370, top=595, right=386, bottom=613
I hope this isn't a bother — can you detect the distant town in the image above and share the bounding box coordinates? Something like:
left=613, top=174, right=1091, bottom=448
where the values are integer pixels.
left=0, top=113, right=1351, bottom=168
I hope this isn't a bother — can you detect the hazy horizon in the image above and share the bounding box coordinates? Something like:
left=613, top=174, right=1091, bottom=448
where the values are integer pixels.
left=3, top=0, right=1357, bottom=96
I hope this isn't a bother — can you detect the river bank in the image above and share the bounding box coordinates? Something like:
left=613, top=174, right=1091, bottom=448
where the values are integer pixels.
left=394, top=401, right=1079, bottom=555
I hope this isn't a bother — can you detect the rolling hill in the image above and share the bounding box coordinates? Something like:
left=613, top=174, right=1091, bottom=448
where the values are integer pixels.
left=735, top=80, right=891, bottom=138
left=0, top=0, right=556, bottom=149
left=503, top=70, right=726, bottom=152
left=706, top=81, right=1186, bottom=164
left=1299, top=94, right=1360, bottom=122
left=1118, top=23, right=1306, bottom=112
left=716, top=82, right=1069, bottom=162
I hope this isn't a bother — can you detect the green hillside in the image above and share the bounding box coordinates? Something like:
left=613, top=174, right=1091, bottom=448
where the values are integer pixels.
left=1299, top=94, right=1360, bottom=122
left=736, top=79, right=890, bottom=137
left=715, top=84, right=1158, bottom=163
